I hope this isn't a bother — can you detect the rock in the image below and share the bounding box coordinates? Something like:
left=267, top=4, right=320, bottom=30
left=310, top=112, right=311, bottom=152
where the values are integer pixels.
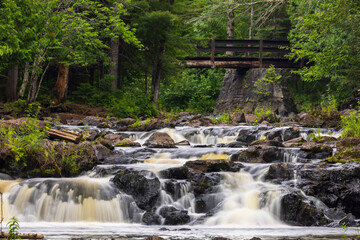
left=145, top=236, right=166, bottom=240
left=223, top=141, right=248, bottom=148
left=92, top=144, right=113, bottom=161
left=283, top=127, right=300, bottom=141
left=98, top=139, right=115, bottom=150
left=84, top=130, right=100, bottom=141
left=250, top=139, right=284, bottom=147
left=103, top=133, right=124, bottom=145
left=231, top=111, right=246, bottom=123
left=298, top=114, right=324, bottom=128
left=213, top=238, right=232, bottom=240
left=230, top=146, right=283, bottom=163
left=236, top=128, right=257, bottom=143
left=185, top=160, right=242, bottom=173
left=117, top=118, right=136, bottom=126
left=326, top=137, right=360, bottom=163
left=159, top=206, right=190, bottom=225
left=280, top=192, right=330, bottom=226
left=265, top=163, right=294, bottom=182
left=116, top=138, right=141, bottom=147
left=142, top=211, right=162, bottom=225
left=0, top=173, right=13, bottom=180
left=112, top=168, right=161, bottom=210
left=190, top=172, right=222, bottom=196
left=283, top=137, right=304, bottom=147
left=245, top=114, right=259, bottom=125
left=176, top=140, right=191, bottom=146
left=83, top=116, right=105, bottom=126
left=144, top=132, right=176, bottom=148
left=213, top=68, right=297, bottom=115
left=339, top=214, right=357, bottom=227
left=300, top=142, right=333, bottom=159
left=159, top=166, right=189, bottom=180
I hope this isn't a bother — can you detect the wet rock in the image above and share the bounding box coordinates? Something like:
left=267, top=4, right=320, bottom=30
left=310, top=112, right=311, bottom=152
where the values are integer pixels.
left=142, top=211, right=162, bottom=225
left=103, top=133, right=124, bottom=145
left=85, top=130, right=100, bottom=141
left=213, top=237, right=232, bottom=240
left=176, top=140, right=191, bottom=146
left=190, top=172, right=222, bottom=196
left=144, top=132, right=176, bottom=148
left=280, top=192, right=330, bottom=226
left=112, top=168, right=161, bottom=210
left=300, top=142, right=333, bottom=159
left=116, top=138, right=141, bottom=147
left=92, top=144, right=113, bottom=161
left=0, top=173, right=13, bottom=180
left=98, top=139, right=115, bottom=150
left=250, top=139, right=284, bottom=147
left=159, top=166, right=189, bottom=180
left=283, top=137, right=304, bottom=147
left=195, top=197, right=207, bottom=213
left=185, top=160, right=242, bottom=173
left=236, top=128, right=257, bottom=143
left=265, top=163, right=294, bottom=182
left=223, top=141, right=248, bottom=148
left=326, top=137, right=360, bottom=163
left=159, top=206, right=190, bottom=225
left=339, top=214, right=357, bottom=227
left=230, top=146, right=283, bottom=163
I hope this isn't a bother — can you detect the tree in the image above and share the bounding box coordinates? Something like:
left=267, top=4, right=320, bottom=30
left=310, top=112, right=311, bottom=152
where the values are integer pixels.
left=287, top=0, right=360, bottom=104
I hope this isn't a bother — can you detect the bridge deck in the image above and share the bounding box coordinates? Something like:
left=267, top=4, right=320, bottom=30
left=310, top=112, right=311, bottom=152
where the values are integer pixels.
left=185, top=39, right=302, bottom=69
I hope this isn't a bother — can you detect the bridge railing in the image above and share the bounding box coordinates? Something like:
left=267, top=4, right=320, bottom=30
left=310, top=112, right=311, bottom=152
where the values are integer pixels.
left=195, top=39, right=291, bottom=68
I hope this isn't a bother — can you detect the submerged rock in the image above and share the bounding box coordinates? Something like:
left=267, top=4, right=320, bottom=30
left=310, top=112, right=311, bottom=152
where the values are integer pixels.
left=112, top=168, right=161, bottom=210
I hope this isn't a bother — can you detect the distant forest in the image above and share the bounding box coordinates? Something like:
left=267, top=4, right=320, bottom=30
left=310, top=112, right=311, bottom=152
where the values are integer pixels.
left=1, top=0, right=359, bottom=117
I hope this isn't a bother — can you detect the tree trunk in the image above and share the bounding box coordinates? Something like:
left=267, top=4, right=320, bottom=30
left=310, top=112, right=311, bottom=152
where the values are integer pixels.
left=53, top=64, right=70, bottom=103
left=6, top=65, right=18, bottom=102
left=226, top=2, right=235, bottom=57
left=18, top=61, right=29, bottom=99
left=109, top=37, right=119, bottom=90
left=249, top=0, right=254, bottom=40
left=151, top=61, right=162, bottom=107
left=27, top=58, right=43, bottom=103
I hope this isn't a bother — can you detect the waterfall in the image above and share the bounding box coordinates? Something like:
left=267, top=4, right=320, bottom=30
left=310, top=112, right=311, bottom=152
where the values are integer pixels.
left=204, top=169, right=284, bottom=227
left=2, top=177, right=142, bottom=222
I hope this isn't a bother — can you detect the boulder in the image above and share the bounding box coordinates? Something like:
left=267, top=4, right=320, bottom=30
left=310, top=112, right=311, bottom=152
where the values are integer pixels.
left=190, top=172, right=222, bottom=196
left=142, top=211, right=162, bottom=225
left=144, top=132, right=176, bottom=148
left=112, top=168, right=161, bottom=210
left=280, top=192, right=330, bottom=226
left=231, top=111, right=246, bottom=123
left=117, top=118, right=136, bottom=126
left=176, top=140, right=191, bottom=146
left=103, top=133, right=124, bottom=145
left=116, top=138, right=141, bottom=147
left=283, top=137, right=304, bottom=148
left=300, top=142, right=333, bottom=159
left=159, top=166, right=189, bottom=180
left=250, top=139, right=284, bottom=147
left=236, top=128, right=257, bottom=143
left=92, top=144, right=113, bottom=161
left=230, top=146, right=283, bottom=163
left=159, top=206, right=190, bottom=225
left=83, top=116, right=105, bottom=126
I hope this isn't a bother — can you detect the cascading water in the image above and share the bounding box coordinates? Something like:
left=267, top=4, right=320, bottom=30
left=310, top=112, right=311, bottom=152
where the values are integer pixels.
left=0, top=124, right=354, bottom=239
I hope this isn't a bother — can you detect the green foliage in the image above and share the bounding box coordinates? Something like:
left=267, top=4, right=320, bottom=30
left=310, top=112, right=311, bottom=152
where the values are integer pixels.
left=341, top=111, right=360, bottom=138
left=254, top=105, right=276, bottom=123
left=308, top=128, right=322, bottom=142
left=287, top=0, right=360, bottom=105
left=160, top=69, right=223, bottom=113
left=253, top=65, right=281, bottom=97
left=6, top=216, right=20, bottom=240
left=211, top=113, right=231, bottom=124
left=321, top=94, right=337, bottom=114
left=0, top=118, right=47, bottom=171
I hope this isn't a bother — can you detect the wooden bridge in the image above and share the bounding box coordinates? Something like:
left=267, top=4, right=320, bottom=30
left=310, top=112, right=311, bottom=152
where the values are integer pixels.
left=185, top=39, right=303, bottom=69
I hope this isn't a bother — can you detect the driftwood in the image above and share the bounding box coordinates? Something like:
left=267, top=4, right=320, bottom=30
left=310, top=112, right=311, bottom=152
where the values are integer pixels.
left=0, top=232, right=44, bottom=239
left=48, top=129, right=82, bottom=143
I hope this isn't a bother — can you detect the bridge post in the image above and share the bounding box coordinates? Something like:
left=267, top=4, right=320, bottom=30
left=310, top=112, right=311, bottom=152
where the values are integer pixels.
left=211, top=38, right=215, bottom=68
left=259, top=39, right=263, bottom=68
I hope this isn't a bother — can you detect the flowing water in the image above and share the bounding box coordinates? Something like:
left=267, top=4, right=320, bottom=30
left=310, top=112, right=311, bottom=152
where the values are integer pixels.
left=0, top=125, right=354, bottom=239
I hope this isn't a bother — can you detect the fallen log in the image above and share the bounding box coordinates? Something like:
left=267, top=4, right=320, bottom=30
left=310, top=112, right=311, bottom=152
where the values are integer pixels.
left=48, top=129, right=82, bottom=143
left=0, top=232, right=44, bottom=239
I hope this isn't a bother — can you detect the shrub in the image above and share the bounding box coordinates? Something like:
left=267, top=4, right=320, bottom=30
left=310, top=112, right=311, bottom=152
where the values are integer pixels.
left=341, top=111, right=360, bottom=138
